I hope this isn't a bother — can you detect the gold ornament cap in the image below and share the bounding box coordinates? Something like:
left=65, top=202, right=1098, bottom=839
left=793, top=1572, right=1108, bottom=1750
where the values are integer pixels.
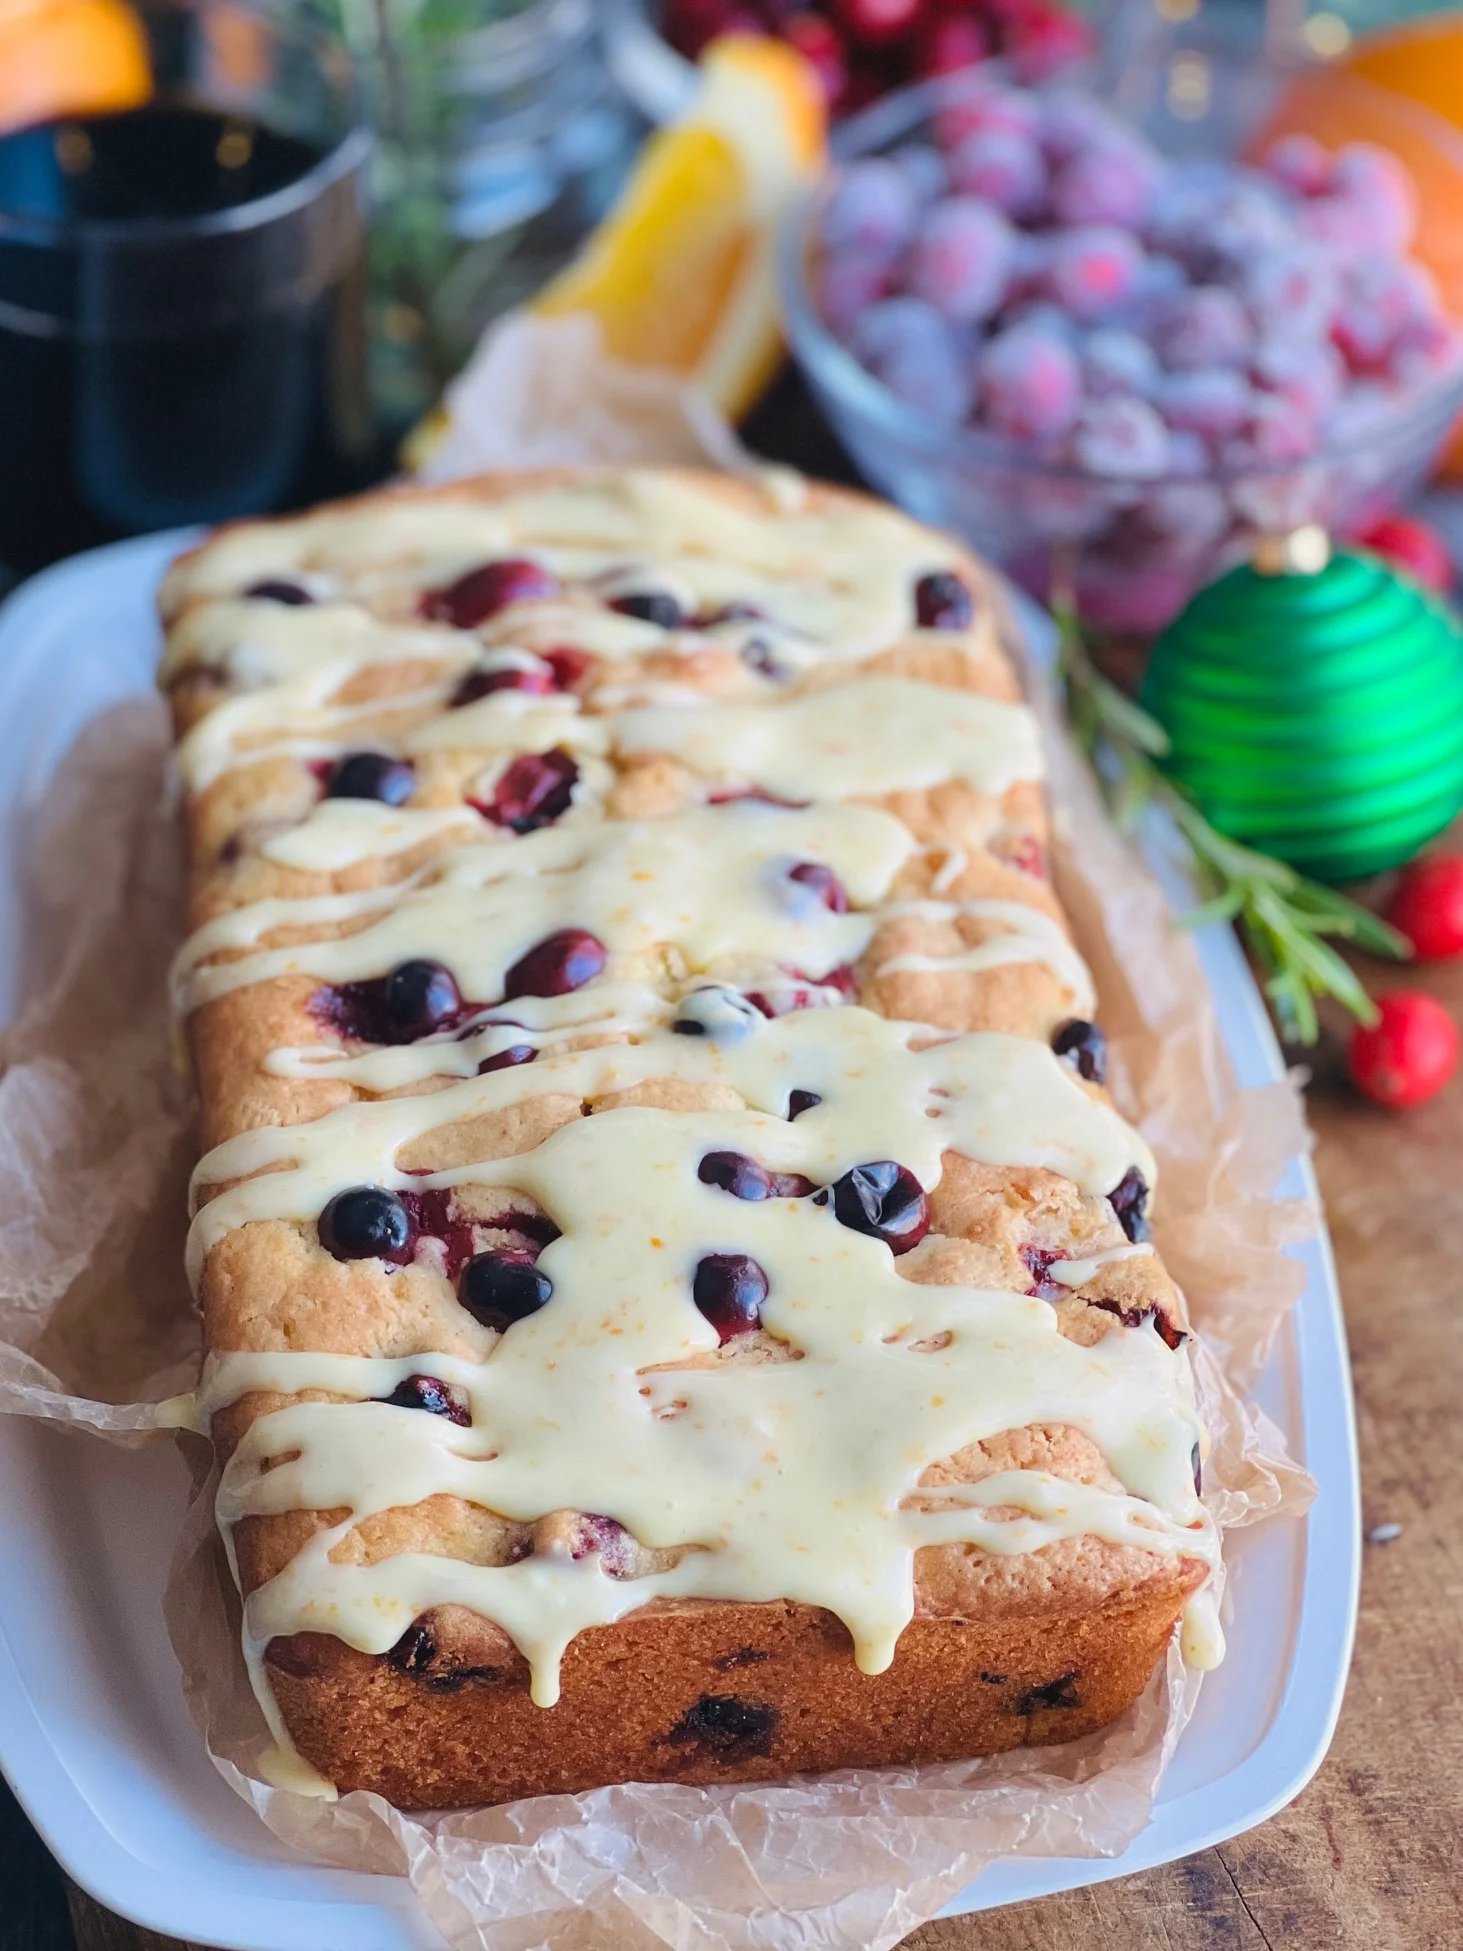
left=1251, top=525, right=1333, bottom=576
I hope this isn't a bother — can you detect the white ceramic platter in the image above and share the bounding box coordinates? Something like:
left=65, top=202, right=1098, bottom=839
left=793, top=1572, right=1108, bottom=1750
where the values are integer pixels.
left=0, top=533, right=1359, bottom=1949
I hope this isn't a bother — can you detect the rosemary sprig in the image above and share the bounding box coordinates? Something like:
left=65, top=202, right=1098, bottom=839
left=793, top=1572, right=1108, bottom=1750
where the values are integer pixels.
left=1053, top=600, right=1410, bottom=1045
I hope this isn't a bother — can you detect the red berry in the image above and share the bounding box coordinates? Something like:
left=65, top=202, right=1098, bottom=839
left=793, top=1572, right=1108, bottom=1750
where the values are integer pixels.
left=783, top=12, right=850, bottom=107
left=1349, top=990, right=1460, bottom=1109
left=833, top=0, right=925, bottom=48
left=1357, top=513, right=1454, bottom=596
left=1008, top=6, right=1095, bottom=81
left=917, top=11, right=988, bottom=76
left=1386, top=854, right=1463, bottom=960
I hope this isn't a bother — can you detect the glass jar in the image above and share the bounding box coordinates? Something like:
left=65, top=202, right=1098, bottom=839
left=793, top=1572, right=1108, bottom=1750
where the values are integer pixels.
left=326, top=0, right=646, bottom=434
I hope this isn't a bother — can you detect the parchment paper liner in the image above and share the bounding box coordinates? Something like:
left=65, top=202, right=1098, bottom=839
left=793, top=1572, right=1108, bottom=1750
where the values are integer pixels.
left=0, top=322, right=1317, bottom=1950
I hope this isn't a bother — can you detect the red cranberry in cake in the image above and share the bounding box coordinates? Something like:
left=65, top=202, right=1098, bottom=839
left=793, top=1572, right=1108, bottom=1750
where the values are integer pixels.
left=787, top=1088, right=821, bottom=1119
left=693, top=1253, right=769, bottom=1341
left=452, top=666, right=556, bottom=707
left=914, top=570, right=975, bottom=630
left=502, top=928, right=606, bottom=1000
left=384, top=959, right=465, bottom=1039
left=1051, top=1018, right=1107, bottom=1086
left=667, top=1692, right=778, bottom=1758
left=610, top=590, right=685, bottom=629
left=566, top=1512, right=636, bottom=1577
left=1106, top=1165, right=1150, bottom=1243
left=1092, top=1297, right=1185, bottom=1351
left=458, top=1252, right=553, bottom=1332
left=381, top=1374, right=471, bottom=1425
left=829, top=1161, right=930, bottom=1254
left=420, top=558, right=559, bottom=627
left=698, top=1151, right=815, bottom=1200
left=542, top=646, right=593, bottom=691
left=325, top=751, right=416, bottom=806
left=1020, top=1244, right=1068, bottom=1299
left=671, top=985, right=763, bottom=1042
left=741, top=637, right=789, bottom=681
left=245, top=577, right=314, bottom=605
left=785, top=860, right=849, bottom=914
left=312, top=958, right=467, bottom=1046
left=472, top=748, right=579, bottom=834
left=995, top=833, right=1046, bottom=880
left=318, top=1186, right=414, bottom=1263
left=744, top=964, right=857, bottom=1017
left=476, top=1042, right=537, bottom=1075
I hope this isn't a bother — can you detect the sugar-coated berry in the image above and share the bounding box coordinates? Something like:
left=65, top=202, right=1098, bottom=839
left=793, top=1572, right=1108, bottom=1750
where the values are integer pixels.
left=1038, top=87, right=1120, bottom=165
left=1385, top=855, right=1463, bottom=958
left=1158, top=368, right=1252, bottom=440
left=1081, top=327, right=1160, bottom=400
left=979, top=321, right=1081, bottom=439
left=949, top=129, right=1046, bottom=219
left=1261, top=132, right=1332, bottom=199
left=1223, top=395, right=1317, bottom=468
left=1198, top=182, right=1292, bottom=264
left=1049, top=133, right=1161, bottom=229
left=853, top=296, right=976, bottom=424
left=1241, top=248, right=1337, bottom=341
left=1154, top=286, right=1251, bottom=370
left=1009, top=7, right=1095, bottom=84
left=907, top=197, right=1015, bottom=323
left=1358, top=513, right=1454, bottom=595
left=1044, top=224, right=1144, bottom=321
left=1069, top=395, right=1169, bottom=480
left=1331, top=142, right=1416, bottom=252
left=1252, top=335, right=1344, bottom=421
left=817, top=251, right=890, bottom=337
left=891, top=141, right=947, bottom=204
left=820, top=158, right=918, bottom=260
left=1349, top=991, right=1459, bottom=1109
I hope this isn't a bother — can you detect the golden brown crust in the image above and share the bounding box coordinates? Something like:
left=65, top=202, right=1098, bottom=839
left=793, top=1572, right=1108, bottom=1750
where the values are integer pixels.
left=170, top=467, right=1197, bottom=1808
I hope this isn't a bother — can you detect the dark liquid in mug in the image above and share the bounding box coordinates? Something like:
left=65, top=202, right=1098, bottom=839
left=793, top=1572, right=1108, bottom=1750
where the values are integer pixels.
left=0, top=104, right=376, bottom=585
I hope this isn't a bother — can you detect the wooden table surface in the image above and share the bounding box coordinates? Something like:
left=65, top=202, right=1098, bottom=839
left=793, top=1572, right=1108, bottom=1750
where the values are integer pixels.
left=6, top=391, right=1461, bottom=1951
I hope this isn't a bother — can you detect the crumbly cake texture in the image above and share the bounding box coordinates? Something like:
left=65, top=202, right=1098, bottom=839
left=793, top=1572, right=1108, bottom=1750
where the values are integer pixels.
left=164, top=466, right=1220, bottom=1811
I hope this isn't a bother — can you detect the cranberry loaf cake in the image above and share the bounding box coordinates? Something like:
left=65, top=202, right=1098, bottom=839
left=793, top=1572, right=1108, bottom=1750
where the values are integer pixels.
left=161, top=466, right=1221, bottom=1810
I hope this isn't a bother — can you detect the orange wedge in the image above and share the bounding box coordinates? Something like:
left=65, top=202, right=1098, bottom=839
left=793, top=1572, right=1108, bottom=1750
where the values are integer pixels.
left=533, top=34, right=826, bottom=419
left=0, top=0, right=152, bottom=135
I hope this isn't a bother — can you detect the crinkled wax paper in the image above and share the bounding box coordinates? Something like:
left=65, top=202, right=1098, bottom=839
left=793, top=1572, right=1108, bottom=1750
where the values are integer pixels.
left=0, top=316, right=1315, bottom=1951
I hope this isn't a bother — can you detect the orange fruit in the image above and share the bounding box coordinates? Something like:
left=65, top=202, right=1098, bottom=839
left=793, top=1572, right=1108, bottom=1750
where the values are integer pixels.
left=534, top=34, right=827, bottom=418
left=0, top=0, right=152, bottom=135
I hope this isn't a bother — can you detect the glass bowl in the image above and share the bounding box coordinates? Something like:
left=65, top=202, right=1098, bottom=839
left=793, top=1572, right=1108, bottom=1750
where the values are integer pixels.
left=775, top=53, right=1463, bottom=634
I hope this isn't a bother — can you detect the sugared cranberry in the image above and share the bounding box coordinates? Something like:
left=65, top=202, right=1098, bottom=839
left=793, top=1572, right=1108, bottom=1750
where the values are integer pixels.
left=459, top=1251, right=552, bottom=1332
left=420, top=558, right=559, bottom=628
left=1107, top=1166, right=1151, bottom=1243
left=245, top=578, right=313, bottom=605
left=698, top=1151, right=815, bottom=1200
left=610, top=590, right=685, bottom=629
left=472, top=748, right=578, bottom=835
left=502, top=928, right=606, bottom=1000
left=318, top=1186, right=413, bottom=1263
left=382, top=1374, right=471, bottom=1425
left=785, top=860, right=849, bottom=914
left=452, top=665, right=555, bottom=707
left=325, top=751, right=416, bottom=806
left=693, top=1253, right=769, bottom=1342
left=914, top=570, right=975, bottom=630
left=671, top=985, right=763, bottom=1041
left=787, top=1089, right=821, bottom=1120
left=1051, top=1018, right=1108, bottom=1086
left=384, top=960, right=465, bottom=1039
left=477, top=1042, right=537, bottom=1075
left=830, top=1161, right=930, bottom=1254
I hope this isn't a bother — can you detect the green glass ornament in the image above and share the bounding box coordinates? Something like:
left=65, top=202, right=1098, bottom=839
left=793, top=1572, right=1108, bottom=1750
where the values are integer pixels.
left=1140, top=529, right=1463, bottom=883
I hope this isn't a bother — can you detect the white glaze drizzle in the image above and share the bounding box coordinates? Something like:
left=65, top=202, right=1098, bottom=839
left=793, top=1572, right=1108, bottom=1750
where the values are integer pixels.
left=875, top=900, right=1098, bottom=1015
